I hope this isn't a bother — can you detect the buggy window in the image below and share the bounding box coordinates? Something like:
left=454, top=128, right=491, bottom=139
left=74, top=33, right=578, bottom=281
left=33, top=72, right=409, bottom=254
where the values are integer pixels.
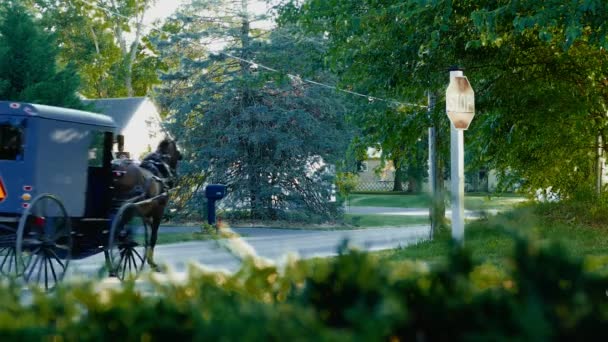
left=0, top=123, right=24, bottom=160
left=88, top=131, right=105, bottom=167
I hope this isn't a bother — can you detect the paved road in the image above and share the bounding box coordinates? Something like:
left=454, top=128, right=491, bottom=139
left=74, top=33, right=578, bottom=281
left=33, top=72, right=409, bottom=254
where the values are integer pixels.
left=66, top=225, right=430, bottom=280
left=61, top=205, right=503, bottom=282
left=20, top=203, right=513, bottom=292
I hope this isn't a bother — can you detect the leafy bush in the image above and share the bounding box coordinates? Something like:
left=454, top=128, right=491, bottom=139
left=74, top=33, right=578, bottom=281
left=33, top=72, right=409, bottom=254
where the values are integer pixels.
left=536, top=191, right=608, bottom=227
left=335, top=172, right=359, bottom=198
left=1, top=235, right=608, bottom=340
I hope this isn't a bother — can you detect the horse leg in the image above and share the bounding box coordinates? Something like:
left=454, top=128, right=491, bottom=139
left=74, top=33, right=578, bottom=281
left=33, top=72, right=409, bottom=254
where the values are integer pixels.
left=146, top=213, right=163, bottom=272
left=103, top=250, right=117, bottom=277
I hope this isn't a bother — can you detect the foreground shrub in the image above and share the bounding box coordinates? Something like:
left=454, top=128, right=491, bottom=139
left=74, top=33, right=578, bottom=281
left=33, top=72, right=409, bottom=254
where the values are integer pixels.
left=1, top=235, right=607, bottom=340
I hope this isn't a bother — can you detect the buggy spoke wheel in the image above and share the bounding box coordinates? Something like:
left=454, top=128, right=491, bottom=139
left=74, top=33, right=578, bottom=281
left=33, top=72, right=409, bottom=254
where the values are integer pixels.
left=17, top=194, right=71, bottom=291
left=108, top=203, right=149, bottom=281
left=0, top=224, right=30, bottom=277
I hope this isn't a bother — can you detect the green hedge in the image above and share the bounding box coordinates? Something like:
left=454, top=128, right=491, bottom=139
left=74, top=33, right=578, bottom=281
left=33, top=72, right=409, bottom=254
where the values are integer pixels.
left=1, top=235, right=608, bottom=341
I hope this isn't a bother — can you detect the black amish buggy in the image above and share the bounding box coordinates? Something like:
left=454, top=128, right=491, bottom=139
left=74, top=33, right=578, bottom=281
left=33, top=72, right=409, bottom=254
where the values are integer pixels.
left=0, top=101, right=160, bottom=290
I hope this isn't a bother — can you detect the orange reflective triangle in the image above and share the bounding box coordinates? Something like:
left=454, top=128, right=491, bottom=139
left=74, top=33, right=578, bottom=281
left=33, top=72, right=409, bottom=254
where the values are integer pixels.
left=0, top=177, right=6, bottom=201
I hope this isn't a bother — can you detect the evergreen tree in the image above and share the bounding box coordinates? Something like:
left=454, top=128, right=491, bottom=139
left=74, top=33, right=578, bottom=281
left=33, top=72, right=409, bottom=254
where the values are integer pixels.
left=155, top=0, right=354, bottom=220
left=0, top=1, right=82, bottom=108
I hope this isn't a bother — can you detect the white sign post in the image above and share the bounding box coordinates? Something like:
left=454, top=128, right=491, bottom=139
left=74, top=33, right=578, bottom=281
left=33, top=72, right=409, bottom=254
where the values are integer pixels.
left=446, top=68, right=475, bottom=245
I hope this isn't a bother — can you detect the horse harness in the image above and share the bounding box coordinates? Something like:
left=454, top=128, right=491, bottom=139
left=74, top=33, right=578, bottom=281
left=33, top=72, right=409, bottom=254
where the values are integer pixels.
left=140, top=152, right=177, bottom=192
left=112, top=154, right=175, bottom=201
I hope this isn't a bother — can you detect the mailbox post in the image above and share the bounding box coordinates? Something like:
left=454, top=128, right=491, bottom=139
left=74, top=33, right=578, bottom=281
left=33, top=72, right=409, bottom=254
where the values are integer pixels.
left=445, top=67, right=475, bottom=245
left=205, top=184, right=227, bottom=226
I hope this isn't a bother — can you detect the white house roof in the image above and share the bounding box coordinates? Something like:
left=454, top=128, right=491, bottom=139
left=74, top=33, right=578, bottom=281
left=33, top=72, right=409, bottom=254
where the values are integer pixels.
left=83, top=97, right=150, bottom=131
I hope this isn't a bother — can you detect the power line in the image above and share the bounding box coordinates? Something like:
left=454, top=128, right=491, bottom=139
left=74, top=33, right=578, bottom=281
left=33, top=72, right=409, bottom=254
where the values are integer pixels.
left=78, top=0, right=428, bottom=109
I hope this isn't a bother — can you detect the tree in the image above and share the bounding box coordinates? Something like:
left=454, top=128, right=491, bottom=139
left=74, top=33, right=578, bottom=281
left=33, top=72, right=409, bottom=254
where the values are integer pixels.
left=467, top=38, right=608, bottom=196
left=0, top=1, right=82, bottom=108
left=102, top=0, right=154, bottom=97
left=469, top=1, right=608, bottom=195
left=279, top=0, right=469, bottom=229
left=155, top=0, right=354, bottom=220
left=472, top=0, right=608, bottom=50
left=283, top=0, right=608, bottom=201
left=28, top=0, right=160, bottom=98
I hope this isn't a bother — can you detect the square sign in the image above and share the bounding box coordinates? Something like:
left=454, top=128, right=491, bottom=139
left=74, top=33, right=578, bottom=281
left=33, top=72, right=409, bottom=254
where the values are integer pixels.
left=446, top=76, right=475, bottom=130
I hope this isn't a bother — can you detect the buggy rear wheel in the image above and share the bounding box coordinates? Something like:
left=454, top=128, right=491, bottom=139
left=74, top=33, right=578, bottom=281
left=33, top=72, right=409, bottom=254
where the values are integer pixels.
left=108, top=203, right=150, bottom=280
left=16, top=194, right=71, bottom=291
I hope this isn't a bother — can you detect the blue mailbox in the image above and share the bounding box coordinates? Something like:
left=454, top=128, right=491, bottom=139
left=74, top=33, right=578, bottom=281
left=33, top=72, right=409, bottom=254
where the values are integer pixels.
left=205, top=184, right=227, bottom=225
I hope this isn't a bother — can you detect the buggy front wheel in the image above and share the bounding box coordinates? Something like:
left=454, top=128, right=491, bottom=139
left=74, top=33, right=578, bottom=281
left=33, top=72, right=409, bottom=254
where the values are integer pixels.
left=16, top=194, right=71, bottom=291
left=108, top=203, right=150, bottom=280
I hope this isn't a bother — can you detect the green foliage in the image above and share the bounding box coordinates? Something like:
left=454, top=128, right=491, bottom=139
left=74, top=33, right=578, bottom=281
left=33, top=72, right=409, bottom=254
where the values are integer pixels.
left=471, top=0, right=608, bottom=49
left=284, top=0, right=608, bottom=198
left=335, top=172, right=358, bottom=198
left=467, top=38, right=608, bottom=196
left=155, top=2, right=354, bottom=221
left=28, top=0, right=162, bottom=98
left=0, top=1, right=82, bottom=108
left=396, top=137, right=428, bottom=192
left=2, top=234, right=608, bottom=340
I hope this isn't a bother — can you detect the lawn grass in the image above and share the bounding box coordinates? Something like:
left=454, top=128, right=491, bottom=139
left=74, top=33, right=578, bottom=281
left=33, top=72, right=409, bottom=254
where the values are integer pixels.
left=164, top=193, right=521, bottom=232
left=464, top=195, right=527, bottom=211
left=348, top=192, right=526, bottom=211
left=349, top=193, right=431, bottom=207
left=383, top=204, right=608, bottom=271
left=344, top=214, right=428, bottom=227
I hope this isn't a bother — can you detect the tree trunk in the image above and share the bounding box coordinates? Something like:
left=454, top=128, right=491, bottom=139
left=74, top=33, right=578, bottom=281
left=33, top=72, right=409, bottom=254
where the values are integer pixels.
left=109, top=0, right=149, bottom=97
left=126, top=1, right=148, bottom=97
left=407, top=176, right=417, bottom=193
left=240, top=0, right=261, bottom=219
left=471, top=169, right=479, bottom=192
left=392, top=158, right=404, bottom=191
left=239, top=0, right=251, bottom=70
left=89, top=27, right=100, bottom=54
left=596, top=133, right=603, bottom=195
left=125, top=60, right=134, bottom=97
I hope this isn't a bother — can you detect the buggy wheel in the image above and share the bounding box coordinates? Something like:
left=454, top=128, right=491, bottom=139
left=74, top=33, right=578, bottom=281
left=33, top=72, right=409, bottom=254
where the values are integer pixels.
left=16, top=194, right=71, bottom=291
left=108, top=203, right=149, bottom=280
left=0, top=224, right=31, bottom=277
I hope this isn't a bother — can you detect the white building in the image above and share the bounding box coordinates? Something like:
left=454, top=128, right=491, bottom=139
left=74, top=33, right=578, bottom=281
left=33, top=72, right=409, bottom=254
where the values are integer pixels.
left=83, top=97, right=165, bottom=159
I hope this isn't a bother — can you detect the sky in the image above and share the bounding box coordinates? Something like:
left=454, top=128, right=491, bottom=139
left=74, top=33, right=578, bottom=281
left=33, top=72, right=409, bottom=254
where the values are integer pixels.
left=141, top=0, right=277, bottom=52
left=145, top=0, right=275, bottom=28
left=145, top=0, right=182, bottom=25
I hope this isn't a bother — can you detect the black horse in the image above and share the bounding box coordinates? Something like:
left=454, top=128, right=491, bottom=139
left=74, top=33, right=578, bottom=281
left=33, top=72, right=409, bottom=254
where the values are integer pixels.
left=110, top=138, right=182, bottom=271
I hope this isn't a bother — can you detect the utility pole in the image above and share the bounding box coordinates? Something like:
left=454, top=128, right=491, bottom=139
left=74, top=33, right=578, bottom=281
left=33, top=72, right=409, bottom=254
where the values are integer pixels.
left=427, top=91, right=439, bottom=238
